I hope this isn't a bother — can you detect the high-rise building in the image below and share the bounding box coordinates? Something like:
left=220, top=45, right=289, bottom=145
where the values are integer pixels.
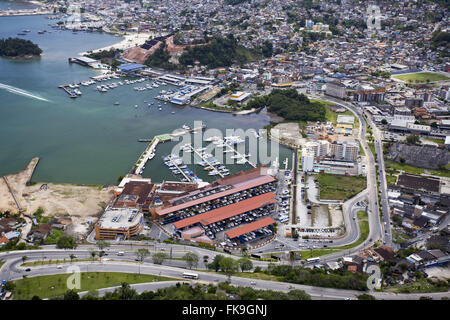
left=325, top=81, right=346, bottom=99
left=330, top=140, right=359, bottom=161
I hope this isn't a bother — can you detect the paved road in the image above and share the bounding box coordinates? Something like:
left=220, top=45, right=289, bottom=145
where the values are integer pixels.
left=4, top=258, right=449, bottom=300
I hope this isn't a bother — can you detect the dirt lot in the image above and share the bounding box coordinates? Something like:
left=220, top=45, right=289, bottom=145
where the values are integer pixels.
left=0, top=158, right=115, bottom=237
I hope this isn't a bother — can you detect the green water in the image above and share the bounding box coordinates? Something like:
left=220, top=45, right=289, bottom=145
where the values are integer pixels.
left=0, top=10, right=293, bottom=185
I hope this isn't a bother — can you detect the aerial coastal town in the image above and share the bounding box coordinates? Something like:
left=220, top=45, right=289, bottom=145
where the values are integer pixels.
left=0, top=0, right=449, bottom=305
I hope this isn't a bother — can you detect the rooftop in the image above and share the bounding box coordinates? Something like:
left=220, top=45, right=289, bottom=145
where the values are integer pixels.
left=173, top=192, right=276, bottom=229
left=97, top=207, right=142, bottom=230
left=225, top=216, right=276, bottom=239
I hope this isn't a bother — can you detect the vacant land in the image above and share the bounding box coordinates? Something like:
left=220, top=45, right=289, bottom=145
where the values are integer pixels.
left=0, top=159, right=115, bottom=237
left=392, top=72, right=449, bottom=83
left=385, top=160, right=450, bottom=178
left=317, top=174, right=367, bottom=200
left=12, top=272, right=175, bottom=300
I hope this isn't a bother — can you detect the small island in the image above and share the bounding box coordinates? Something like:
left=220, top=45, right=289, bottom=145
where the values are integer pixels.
left=0, top=37, right=42, bottom=59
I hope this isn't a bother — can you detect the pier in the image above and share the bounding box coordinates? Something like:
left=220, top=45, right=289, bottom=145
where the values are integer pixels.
left=166, top=156, right=193, bottom=182
left=224, top=141, right=256, bottom=168
left=188, top=145, right=225, bottom=178
left=58, top=85, right=77, bottom=98
left=134, top=137, right=159, bottom=175
left=170, top=123, right=206, bottom=138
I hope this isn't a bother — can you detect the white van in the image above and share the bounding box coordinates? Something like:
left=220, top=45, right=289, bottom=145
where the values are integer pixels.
left=117, top=251, right=124, bottom=256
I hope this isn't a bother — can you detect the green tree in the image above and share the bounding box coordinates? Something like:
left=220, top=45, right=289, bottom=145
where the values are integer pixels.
left=219, top=257, right=239, bottom=279
left=182, top=252, right=199, bottom=269
left=96, top=240, right=110, bottom=251
left=406, top=135, right=420, bottom=145
left=238, top=257, right=253, bottom=272
left=89, top=249, right=97, bottom=261
left=116, top=282, right=137, bottom=300
left=136, top=248, right=150, bottom=262
left=207, top=254, right=224, bottom=272
left=357, top=293, right=376, bottom=300
left=63, top=289, right=80, bottom=300
left=381, top=119, right=388, bottom=125
left=56, top=235, right=77, bottom=249
left=21, top=256, right=27, bottom=264
left=152, top=252, right=168, bottom=265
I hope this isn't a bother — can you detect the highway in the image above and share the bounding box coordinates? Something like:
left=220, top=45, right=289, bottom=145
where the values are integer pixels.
left=2, top=251, right=449, bottom=300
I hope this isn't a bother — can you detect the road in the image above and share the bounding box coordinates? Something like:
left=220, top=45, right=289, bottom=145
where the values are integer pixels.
left=3, top=255, right=449, bottom=300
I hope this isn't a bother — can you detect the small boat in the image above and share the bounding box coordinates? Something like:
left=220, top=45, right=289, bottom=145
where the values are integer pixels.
left=171, top=111, right=175, bottom=114
left=134, top=105, right=138, bottom=108
left=114, top=102, right=120, bottom=105
left=158, top=107, right=162, bottom=111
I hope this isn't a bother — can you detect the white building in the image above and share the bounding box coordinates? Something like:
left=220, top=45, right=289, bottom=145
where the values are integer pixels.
left=301, top=149, right=315, bottom=172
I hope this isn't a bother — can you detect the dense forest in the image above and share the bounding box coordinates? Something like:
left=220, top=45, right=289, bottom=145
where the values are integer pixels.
left=246, top=89, right=326, bottom=122
left=268, top=265, right=369, bottom=291
left=49, top=282, right=311, bottom=300
left=178, top=34, right=259, bottom=68
left=0, top=38, right=42, bottom=57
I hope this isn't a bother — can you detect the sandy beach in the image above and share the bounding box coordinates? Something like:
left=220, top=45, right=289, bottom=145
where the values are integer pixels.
left=79, top=32, right=157, bottom=56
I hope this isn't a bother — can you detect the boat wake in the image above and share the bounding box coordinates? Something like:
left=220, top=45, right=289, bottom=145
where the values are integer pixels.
left=0, top=82, right=50, bottom=102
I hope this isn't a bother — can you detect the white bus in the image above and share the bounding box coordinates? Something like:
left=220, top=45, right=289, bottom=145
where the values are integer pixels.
left=182, top=272, right=199, bottom=279
left=306, top=257, right=320, bottom=263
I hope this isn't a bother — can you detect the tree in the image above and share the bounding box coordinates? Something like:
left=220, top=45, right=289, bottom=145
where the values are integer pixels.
left=207, top=254, right=224, bottom=272
left=357, top=293, right=376, bottom=300
left=116, top=282, right=137, bottom=300
left=63, top=289, right=80, bottom=300
left=31, top=295, right=41, bottom=300
left=56, top=235, right=77, bottom=249
left=89, top=249, right=97, bottom=261
left=289, top=251, right=297, bottom=265
left=69, top=254, right=76, bottom=263
left=288, top=289, right=312, bottom=300
left=381, top=119, right=388, bottom=125
left=406, top=135, right=420, bottom=145
left=136, top=248, right=150, bottom=263
left=21, top=256, right=27, bottom=264
left=96, top=240, right=110, bottom=251
left=219, top=257, right=239, bottom=279
left=3, top=281, right=15, bottom=292
left=182, top=252, right=199, bottom=269
left=238, top=258, right=253, bottom=272
left=152, top=252, right=168, bottom=265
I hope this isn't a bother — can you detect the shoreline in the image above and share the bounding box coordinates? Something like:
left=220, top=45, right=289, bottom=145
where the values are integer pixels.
left=78, top=32, right=156, bottom=56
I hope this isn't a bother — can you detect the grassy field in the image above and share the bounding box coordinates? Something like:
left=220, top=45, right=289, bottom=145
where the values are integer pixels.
left=424, top=138, right=445, bottom=145
left=368, top=142, right=376, bottom=157
left=317, top=174, right=367, bottom=200
left=12, top=272, right=175, bottom=300
left=392, top=72, right=449, bottom=83
left=358, top=140, right=365, bottom=156
left=22, top=259, right=94, bottom=266
left=298, top=248, right=342, bottom=260
left=385, top=160, right=450, bottom=178
left=390, top=279, right=449, bottom=294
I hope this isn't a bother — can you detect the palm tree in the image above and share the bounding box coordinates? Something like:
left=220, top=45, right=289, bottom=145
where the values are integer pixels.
left=69, top=254, right=75, bottom=263
left=22, top=256, right=28, bottom=265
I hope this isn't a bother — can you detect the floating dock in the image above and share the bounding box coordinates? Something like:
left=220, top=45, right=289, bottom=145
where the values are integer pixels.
left=58, top=85, right=77, bottom=98
left=188, top=145, right=225, bottom=178
left=223, top=141, right=256, bottom=168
